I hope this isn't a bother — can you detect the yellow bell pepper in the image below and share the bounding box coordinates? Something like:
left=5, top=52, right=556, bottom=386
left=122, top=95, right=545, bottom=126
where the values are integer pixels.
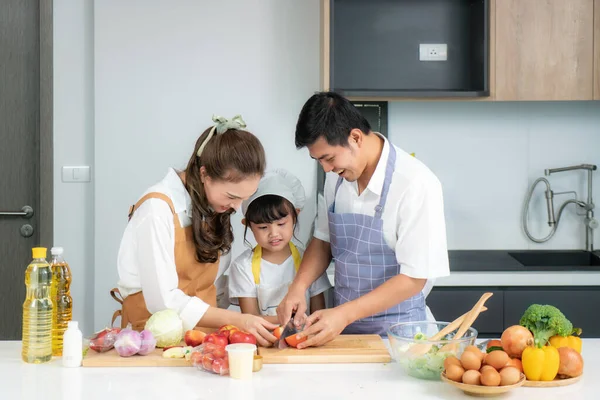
left=549, top=331, right=582, bottom=353
left=522, top=345, right=560, bottom=381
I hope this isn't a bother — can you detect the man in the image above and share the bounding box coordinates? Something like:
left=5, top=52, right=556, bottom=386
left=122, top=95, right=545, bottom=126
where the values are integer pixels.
left=277, top=91, right=450, bottom=348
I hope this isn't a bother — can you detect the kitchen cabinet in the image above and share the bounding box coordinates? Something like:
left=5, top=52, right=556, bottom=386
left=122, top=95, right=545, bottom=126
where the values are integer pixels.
left=595, top=0, right=600, bottom=100
left=321, top=0, right=491, bottom=99
left=504, top=288, right=600, bottom=337
left=495, top=0, right=595, bottom=101
left=428, top=287, right=600, bottom=338
left=322, top=0, right=600, bottom=102
left=427, top=288, right=505, bottom=337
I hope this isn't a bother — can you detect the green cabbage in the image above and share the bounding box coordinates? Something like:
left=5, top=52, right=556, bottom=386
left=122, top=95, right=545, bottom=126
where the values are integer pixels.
left=144, top=309, right=183, bottom=348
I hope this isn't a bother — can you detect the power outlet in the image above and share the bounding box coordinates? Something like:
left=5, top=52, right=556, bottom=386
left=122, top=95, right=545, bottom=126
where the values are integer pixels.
left=419, top=44, right=448, bottom=61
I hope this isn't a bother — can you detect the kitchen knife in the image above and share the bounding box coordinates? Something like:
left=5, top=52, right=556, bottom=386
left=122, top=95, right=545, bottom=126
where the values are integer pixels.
left=274, top=317, right=303, bottom=349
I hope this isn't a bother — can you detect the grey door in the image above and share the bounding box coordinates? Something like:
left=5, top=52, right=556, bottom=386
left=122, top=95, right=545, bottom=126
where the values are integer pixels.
left=0, top=0, right=52, bottom=340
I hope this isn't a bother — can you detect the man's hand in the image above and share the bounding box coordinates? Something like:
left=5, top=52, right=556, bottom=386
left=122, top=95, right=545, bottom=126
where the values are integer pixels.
left=293, top=307, right=350, bottom=349
left=276, top=284, right=307, bottom=327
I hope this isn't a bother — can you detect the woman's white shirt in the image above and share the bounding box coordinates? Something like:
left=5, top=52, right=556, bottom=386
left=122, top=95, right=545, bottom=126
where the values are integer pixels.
left=117, top=168, right=230, bottom=331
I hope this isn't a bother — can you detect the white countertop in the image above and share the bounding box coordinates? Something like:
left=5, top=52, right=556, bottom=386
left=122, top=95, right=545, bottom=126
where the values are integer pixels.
left=434, top=271, right=600, bottom=287
left=327, top=271, right=600, bottom=287
left=3, top=339, right=598, bottom=400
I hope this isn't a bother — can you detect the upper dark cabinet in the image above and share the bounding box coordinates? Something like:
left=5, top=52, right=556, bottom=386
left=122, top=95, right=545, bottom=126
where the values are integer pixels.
left=323, top=0, right=490, bottom=98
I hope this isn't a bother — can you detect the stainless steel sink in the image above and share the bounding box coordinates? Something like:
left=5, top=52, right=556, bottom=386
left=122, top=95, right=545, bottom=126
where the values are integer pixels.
left=508, top=250, right=600, bottom=267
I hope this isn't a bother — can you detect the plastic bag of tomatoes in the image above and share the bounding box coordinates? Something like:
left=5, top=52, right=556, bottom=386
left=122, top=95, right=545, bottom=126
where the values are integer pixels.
left=190, top=342, right=229, bottom=376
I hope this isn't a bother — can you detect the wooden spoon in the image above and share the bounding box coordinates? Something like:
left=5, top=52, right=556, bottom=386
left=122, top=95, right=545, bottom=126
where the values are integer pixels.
left=439, top=292, right=493, bottom=353
left=407, top=306, right=488, bottom=357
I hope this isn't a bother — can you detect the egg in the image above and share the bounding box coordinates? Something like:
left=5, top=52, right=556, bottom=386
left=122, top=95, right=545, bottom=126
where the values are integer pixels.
left=505, top=358, right=523, bottom=373
left=464, top=345, right=484, bottom=361
left=462, top=370, right=481, bottom=385
left=445, top=364, right=465, bottom=382
left=480, top=365, right=496, bottom=374
left=444, top=356, right=461, bottom=371
left=499, top=366, right=522, bottom=386
left=486, top=350, right=510, bottom=370
left=481, top=368, right=501, bottom=386
left=461, top=349, right=482, bottom=371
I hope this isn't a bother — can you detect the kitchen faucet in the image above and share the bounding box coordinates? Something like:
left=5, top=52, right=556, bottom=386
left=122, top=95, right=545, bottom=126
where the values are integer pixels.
left=522, top=164, right=598, bottom=251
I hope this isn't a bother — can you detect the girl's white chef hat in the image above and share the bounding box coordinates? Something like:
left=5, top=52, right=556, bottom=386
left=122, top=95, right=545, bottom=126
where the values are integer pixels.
left=241, top=169, right=306, bottom=215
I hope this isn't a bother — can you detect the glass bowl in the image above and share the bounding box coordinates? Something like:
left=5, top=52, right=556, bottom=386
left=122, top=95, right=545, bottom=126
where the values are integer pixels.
left=388, top=321, right=478, bottom=380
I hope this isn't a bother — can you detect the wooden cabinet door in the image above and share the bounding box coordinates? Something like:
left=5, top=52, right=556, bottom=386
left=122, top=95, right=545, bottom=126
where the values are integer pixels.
left=496, top=0, right=594, bottom=101
left=595, top=0, right=600, bottom=99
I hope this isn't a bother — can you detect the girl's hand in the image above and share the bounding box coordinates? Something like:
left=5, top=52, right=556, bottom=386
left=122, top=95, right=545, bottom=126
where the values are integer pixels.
left=236, top=314, right=278, bottom=347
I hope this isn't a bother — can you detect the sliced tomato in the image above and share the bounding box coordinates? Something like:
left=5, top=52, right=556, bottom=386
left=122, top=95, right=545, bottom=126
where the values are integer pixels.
left=284, top=334, right=307, bottom=348
left=273, top=326, right=283, bottom=339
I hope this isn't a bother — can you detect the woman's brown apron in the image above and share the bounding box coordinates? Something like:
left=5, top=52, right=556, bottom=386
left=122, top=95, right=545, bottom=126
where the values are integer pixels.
left=110, top=192, right=218, bottom=332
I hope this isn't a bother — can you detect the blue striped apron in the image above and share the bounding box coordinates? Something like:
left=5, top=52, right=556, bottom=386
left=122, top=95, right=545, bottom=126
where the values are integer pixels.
left=328, top=144, right=426, bottom=335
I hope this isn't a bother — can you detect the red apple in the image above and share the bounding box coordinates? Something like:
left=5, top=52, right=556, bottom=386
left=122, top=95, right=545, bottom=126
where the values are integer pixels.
left=184, top=330, right=206, bottom=347
left=218, top=325, right=240, bottom=340
left=218, top=324, right=239, bottom=332
left=203, top=332, right=228, bottom=348
left=229, top=330, right=257, bottom=345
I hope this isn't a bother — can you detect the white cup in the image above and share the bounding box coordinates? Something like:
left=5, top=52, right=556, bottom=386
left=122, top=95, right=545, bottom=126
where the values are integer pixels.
left=225, top=343, right=256, bottom=380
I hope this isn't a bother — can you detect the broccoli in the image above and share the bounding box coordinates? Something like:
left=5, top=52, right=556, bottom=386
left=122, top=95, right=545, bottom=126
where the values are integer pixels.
left=519, top=304, right=573, bottom=348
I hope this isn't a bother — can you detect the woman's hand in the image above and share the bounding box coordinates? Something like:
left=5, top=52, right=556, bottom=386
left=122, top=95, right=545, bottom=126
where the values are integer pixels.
left=235, top=313, right=278, bottom=347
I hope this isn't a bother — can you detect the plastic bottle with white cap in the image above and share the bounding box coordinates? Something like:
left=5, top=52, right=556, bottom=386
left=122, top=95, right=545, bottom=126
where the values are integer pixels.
left=62, top=321, right=83, bottom=367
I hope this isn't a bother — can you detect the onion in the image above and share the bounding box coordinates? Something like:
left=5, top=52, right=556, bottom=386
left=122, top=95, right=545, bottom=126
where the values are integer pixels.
left=557, top=347, right=584, bottom=378
left=138, top=329, right=157, bottom=355
left=501, top=326, right=533, bottom=359
left=114, top=329, right=141, bottom=357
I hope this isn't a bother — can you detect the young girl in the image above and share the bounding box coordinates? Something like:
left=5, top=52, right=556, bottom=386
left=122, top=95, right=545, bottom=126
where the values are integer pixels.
left=228, top=169, right=332, bottom=323
left=113, top=115, right=278, bottom=347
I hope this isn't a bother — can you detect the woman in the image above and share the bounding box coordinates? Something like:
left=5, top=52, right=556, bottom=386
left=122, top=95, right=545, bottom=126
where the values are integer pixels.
left=111, top=115, right=278, bottom=346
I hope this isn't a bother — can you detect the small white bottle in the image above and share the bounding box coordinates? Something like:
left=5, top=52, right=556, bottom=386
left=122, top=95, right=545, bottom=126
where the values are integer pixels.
left=62, top=321, right=83, bottom=367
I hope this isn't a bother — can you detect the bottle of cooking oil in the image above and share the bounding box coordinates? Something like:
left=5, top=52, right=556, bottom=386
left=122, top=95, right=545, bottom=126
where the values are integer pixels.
left=50, top=246, right=72, bottom=356
left=22, top=247, right=53, bottom=363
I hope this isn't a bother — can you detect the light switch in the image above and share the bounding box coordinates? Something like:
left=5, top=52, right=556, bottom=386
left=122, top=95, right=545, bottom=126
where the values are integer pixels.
left=62, top=166, right=91, bottom=183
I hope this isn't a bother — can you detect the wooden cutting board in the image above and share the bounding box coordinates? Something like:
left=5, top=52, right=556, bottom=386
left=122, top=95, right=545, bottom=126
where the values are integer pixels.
left=82, top=345, right=192, bottom=367
left=257, top=334, right=391, bottom=364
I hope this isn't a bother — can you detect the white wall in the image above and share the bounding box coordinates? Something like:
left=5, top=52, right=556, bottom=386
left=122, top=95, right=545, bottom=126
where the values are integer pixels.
left=53, top=0, right=600, bottom=333
left=93, top=0, right=321, bottom=330
left=53, top=0, right=95, bottom=335
left=388, top=101, right=600, bottom=250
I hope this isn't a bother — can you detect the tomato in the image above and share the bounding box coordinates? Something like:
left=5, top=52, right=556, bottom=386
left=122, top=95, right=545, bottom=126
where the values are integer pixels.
left=273, top=326, right=283, bottom=339
left=202, top=353, right=215, bottom=371
left=212, top=357, right=229, bottom=375
left=284, top=334, right=307, bottom=348
left=211, top=346, right=227, bottom=359
left=190, top=352, right=203, bottom=366
left=273, top=326, right=306, bottom=348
